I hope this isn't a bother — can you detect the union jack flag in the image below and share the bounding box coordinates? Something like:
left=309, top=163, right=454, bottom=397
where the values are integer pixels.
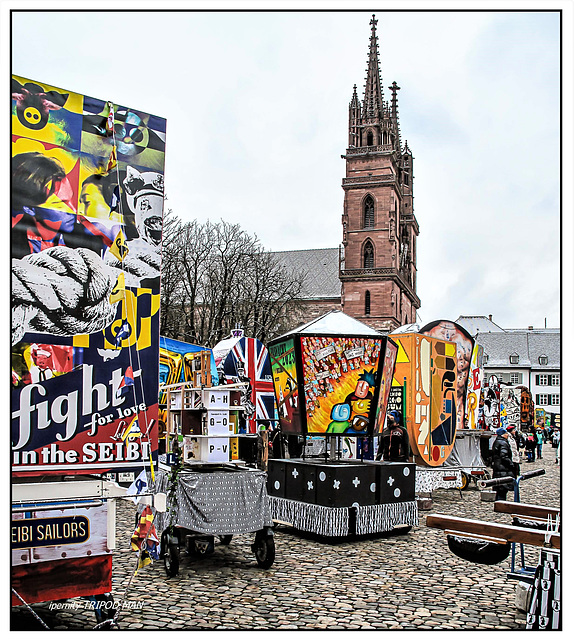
left=221, top=337, right=276, bottom=434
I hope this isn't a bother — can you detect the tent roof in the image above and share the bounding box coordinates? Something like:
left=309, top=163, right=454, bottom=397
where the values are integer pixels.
left=276, top=310, right=383, bottom=339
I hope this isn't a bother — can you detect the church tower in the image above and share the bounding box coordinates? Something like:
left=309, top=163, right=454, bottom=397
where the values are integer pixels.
left=340, top=15, right=420, bottom=332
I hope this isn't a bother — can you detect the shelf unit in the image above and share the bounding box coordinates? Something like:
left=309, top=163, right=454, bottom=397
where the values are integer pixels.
left=161, top=381, right=256, bottom=464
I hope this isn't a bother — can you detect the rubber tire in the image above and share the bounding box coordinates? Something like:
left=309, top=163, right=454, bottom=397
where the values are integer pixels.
left=164, top=543, right=180, bottom=577
left=219, top=535, right=233, bottom=545
left=254, top=536, right=275, bottom=569
left=457, top=473, right=470, bottom=491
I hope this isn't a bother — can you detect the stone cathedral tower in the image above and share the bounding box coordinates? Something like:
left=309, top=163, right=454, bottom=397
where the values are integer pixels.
left=340, top=15, right=420, bottom=332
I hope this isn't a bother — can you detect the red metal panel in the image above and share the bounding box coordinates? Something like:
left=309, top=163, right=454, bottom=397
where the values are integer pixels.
left=11, top=555, right=112, bottom=606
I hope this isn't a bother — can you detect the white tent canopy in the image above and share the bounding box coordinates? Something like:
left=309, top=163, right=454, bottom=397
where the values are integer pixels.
left=278, top=310, right=383, bottom=338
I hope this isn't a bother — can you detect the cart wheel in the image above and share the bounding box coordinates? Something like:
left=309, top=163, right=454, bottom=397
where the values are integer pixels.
left=219, top=535, right=233, bottom=545
left=253, top=535, right=275, bottom=569
left=457, top=473, right=470, bottom=491
left=164, top=543, right=180, bottom=577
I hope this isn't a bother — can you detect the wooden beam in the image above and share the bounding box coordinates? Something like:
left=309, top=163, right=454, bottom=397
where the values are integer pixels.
left=426, top=513, right=560, bottom=549
left=493, top=501, right=560, bottom=519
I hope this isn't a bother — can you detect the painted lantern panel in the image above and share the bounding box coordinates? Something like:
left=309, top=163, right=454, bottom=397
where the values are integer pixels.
left=500, top=386, right=522, bottom=430
left=11, top=76, right=166, bottom=476
left=419, top=320, right=475, bottom=432
left=269, top=338, right=300, bottom=434
left=534, top=407, right=546, bottom=429
left=300, top=336, right=382, bottom=435
left=465, top=343, right=484, bottom=429
left=482, top=375, right=501, bottom=431
left=373, top=339, right=398, bottom=434
left=392, top=333, right=458, bottom=466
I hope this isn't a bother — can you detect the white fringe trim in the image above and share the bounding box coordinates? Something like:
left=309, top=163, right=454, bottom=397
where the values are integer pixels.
left=269, top=497, right=350, bottom=537
left=269, top=497, right=419, bottom=537
left=355, top=501, right=419, bottom=535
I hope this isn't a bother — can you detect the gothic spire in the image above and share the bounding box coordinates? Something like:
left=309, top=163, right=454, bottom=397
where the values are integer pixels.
left=348, top=84, right=362, bottom=147
left=350, top=84, right=360, bottom=109
left=389, top=80, right=402, bottom=151
left=362, top=14, right=384, bottom=121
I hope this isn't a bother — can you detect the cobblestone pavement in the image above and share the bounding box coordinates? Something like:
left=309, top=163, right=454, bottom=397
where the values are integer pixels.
left=12, top=443, right=561, bottom=631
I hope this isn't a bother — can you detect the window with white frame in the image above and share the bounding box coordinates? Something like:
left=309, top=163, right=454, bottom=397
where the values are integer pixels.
left=536, top=394, right=549, bottom=405
left=536, top=374, right=549, bottom=386
left=510, top=373, right=520, bottom=384
left=551, top=374, right=560, bottom=386
left=550, top=394, right=560, bottom=406
left=509, top=353, right=519, bottom=364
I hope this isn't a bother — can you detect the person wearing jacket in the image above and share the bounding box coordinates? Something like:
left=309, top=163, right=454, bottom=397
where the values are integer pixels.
left=491, top=427, right=515, bottom=501
left=524, top=432, right=536, bottom=462
left=535, top=429, right=544, bottom=459
left=375, top=410, right=410, bottom=462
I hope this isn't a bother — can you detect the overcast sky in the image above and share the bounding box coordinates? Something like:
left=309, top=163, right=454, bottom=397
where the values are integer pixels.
left=7, top=2, right=571, bottom=330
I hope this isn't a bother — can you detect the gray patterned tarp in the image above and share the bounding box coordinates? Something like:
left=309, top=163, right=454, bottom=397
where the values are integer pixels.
left=154, top=468, right=273, bottom=536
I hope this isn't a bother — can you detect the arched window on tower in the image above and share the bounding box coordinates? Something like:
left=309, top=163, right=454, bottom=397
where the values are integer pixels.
left=367, top=130, right=374, bottom=146
left=363, top=241, right=374, bottom=269
left=365, top=291, right=371, bottom=316
left=363, top=196, right=374, bottom=228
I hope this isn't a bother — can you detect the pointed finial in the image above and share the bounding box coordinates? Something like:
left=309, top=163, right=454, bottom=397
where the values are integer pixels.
left=389, top=81, right=401, bottom=118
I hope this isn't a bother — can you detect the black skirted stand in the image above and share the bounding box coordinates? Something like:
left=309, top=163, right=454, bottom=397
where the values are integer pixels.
left=267, top=458, right=418, bottom=537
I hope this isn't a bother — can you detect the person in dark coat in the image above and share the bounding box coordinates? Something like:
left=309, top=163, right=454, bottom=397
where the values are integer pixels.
left=375, top=410, right=410, bottom=462
left=491, top=427, right=515, bottom=501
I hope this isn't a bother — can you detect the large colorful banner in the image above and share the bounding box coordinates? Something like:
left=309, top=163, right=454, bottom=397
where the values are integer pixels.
left=11, top=76, right=166, bottom=476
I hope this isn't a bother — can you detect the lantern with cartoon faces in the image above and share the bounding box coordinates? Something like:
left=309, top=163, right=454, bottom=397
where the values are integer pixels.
left=268, top=311, right=398, bottom=436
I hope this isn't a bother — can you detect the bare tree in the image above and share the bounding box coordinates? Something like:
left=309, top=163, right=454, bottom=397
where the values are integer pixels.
left=160, top=216, right=305, bottom=346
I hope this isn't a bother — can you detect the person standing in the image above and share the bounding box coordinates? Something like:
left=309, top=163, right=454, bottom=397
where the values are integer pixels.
left=524, top=432, right=536, bottom=462
left=553, top=429, right=560, bottom=464
left=506, top=424, right=521, bottom=477
left=375, top=410, right=410, bottom=462
left=535, top=428, right=544, bottom=459
left=491, top=427, right=515, bottom=501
